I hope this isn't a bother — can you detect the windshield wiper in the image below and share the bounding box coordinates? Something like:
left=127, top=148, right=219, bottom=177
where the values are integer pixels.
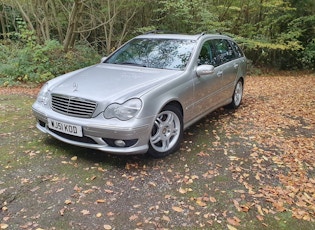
left=120, top=62, right=147, bottom=67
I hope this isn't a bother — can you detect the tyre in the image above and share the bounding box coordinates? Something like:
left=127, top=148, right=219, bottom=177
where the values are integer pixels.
left=147, top=105, right=183, bottom=158
left=227, top=79, right=243, bottom=109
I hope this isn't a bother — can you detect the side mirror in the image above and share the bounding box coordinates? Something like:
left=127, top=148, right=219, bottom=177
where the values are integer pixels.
left=100, top=57, right=107, bottom=63
left=196, top=65, right=215, bottom=77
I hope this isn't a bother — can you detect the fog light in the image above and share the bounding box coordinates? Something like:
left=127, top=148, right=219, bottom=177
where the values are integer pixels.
left=114, top=140, right=126, bottom=147
left=103, top=138, right=138, bottom=147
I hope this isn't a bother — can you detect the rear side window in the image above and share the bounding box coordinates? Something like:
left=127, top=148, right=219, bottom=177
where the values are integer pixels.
left=212, top=39, right=237, bottom=65
left=229, top=40, right=244, bottom=58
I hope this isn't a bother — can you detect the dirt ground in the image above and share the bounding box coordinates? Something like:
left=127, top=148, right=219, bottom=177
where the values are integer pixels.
left=0, top=74, right=315, bottom=230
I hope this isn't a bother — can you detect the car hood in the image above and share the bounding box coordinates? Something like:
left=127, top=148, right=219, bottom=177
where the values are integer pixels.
left=50, top=64, right=182, bottom=102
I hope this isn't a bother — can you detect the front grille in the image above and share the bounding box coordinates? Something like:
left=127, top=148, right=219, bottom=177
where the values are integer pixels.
left=51, top=94, right=97, bottom=118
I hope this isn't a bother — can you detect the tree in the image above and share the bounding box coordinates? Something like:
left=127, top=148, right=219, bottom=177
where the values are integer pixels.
left=0, top=0, right=314, bottom=70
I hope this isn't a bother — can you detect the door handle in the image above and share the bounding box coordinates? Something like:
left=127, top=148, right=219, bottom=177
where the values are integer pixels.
left=217, top=71, right=223, bottom=77
left=234, top=64, right=239, bottom=69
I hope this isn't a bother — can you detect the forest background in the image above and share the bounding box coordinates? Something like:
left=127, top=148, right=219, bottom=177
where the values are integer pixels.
left=0, top=0, right=314, bottom=85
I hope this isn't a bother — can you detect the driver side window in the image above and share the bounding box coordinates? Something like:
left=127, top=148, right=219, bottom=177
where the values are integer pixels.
left=198, top=41, right=213, bottom=66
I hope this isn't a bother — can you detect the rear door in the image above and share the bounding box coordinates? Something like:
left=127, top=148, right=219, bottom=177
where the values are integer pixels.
left=211, top=39, right=246, bottom=98
left=212, top=39, right=237, bottom=92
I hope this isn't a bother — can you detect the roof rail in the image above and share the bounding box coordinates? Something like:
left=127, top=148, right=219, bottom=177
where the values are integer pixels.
left=197, top=31, right=206, bottom=40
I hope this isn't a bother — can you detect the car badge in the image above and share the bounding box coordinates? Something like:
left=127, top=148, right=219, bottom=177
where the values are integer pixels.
left=73, top=82, right=78, bottom=92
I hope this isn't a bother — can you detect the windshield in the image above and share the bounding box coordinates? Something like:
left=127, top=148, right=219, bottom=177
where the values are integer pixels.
left=105, top=38, right=196, bottom=70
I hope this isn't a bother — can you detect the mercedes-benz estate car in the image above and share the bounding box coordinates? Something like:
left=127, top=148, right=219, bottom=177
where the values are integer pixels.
left=32, top=32, right=247, bottom=158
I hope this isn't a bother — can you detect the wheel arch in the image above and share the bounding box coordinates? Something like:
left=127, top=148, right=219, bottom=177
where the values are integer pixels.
left=147, top=99, right=184, bottom=158
left=161, top=100, right=183, bottom=116
left=237, top=76, right=244, bottom=85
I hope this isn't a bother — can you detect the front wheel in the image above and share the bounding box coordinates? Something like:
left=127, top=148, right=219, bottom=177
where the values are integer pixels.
left=147, top=105, right=183, bottom=158
left=227, top=80, right=243, bottom=109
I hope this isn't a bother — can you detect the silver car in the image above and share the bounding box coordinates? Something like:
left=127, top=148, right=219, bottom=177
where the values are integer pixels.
left=32, top=33, right=247, bottom=158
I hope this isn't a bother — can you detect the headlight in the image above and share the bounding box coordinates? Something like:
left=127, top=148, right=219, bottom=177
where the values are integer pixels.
left=36, top=83, right=50, bottom=105
left=104, top=98, right=142, bottom=121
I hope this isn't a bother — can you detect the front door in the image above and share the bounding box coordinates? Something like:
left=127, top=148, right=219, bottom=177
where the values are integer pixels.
left=193, top=40, right=225, bottom=116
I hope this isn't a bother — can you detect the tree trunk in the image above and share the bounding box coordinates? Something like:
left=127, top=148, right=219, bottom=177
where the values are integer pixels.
left=63, top=0, right=82, bottom=52
left=50, top=0, right=64, bottom=43
left=43, top=0, right=51, bottom=41
left=15, top=0, right=35, bottom=32
left=0, top=10, right=6, bottom=38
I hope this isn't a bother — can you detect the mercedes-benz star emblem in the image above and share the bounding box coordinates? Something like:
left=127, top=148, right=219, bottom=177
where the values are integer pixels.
left=73, top=82, right=78, bottom=92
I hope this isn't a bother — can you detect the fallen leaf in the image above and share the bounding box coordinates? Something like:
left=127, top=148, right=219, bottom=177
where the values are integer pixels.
left=197, top=151, right=209, bottom=157
left=273, top=201, right=286, bottom=212
left=56, top=188, right=64, bottom=193
left=227, top=217, right=241, bottom=226
left=233, top=199, right=241, bottom=212
left=196, top=200, right=207, bottom=207
left=240, top=204, right=250, bottom=212
left=71, top=156, right=77, bottom=161
left=162, top=215, right=171, bottom=222
left=227, top=224, right=238, bottom=230
left=59, top=208, right=66, bottom=216
left=83, top=189, right=94, bottom=194
left=103, top=225, right=112, bottom=230
left=148, top=181, right=156, bottom=187
left=107, top=212, right=115, bottom=216
left=64, top=199, right=72, bottom=205
left=106, top=181, right=114, bottom=186
left=96, top=199, right=106, bottom=203
left=129, top=214, right=138, bottom=221
left=81, top=210, right=90, bottom=215
left=191, top=175, right=199, bottom=180
left=179, top=187, right=187, bottom=194
left=172, top=206, right=184, bottom=213
left=256, top=205, right=264, bottom=216
left=256, top=215, right=264, bottom=221
left=0, top=224, right=9, bottom=229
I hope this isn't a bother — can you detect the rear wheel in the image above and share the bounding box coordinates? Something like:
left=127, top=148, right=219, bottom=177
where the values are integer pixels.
left=227, top=80, right=243, bottom=109
left=147, top=105, right=183, bottom=158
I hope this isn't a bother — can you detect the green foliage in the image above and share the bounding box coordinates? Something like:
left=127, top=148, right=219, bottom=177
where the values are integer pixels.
left=154, top=0, right=195, bottom=33
left=1, top=0, right=314, bottom=78
left=132, top=26, right=158, bottom=35
left=300, top=39, right=315, bottom=70
left=0, top=37, right=100, bottom=85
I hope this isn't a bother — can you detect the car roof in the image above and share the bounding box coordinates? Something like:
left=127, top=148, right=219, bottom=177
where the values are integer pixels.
left=135, top=32, right=232, bottom=41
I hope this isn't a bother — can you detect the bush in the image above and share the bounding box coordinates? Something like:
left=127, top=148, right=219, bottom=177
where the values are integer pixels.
left=300, top=39, right=315, bottom=70
left=0, top=38, right=100, bottom=86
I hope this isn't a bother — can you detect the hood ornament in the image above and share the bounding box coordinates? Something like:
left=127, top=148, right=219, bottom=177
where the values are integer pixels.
left=73, top=82, right=78, bottom=92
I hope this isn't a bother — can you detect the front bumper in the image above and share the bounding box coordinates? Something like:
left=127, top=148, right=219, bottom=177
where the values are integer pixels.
left=32, top=104, right=153, bottom=155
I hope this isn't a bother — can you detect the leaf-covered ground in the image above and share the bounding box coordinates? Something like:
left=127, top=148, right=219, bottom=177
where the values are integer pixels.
left=0, top=74, right=314, bottom=230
